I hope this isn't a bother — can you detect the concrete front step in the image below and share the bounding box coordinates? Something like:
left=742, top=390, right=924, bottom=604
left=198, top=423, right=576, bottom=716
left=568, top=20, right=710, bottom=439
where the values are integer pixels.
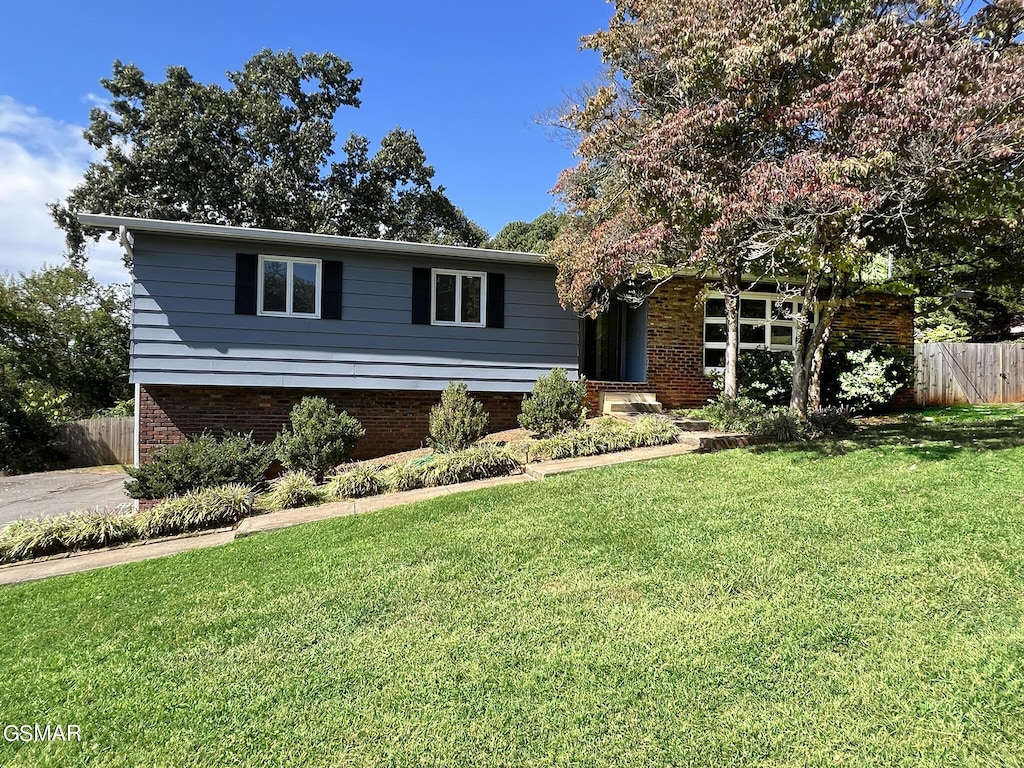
left=606, top=401, right=663, bottom=414
left=671, top=417, right=713, bottom=431
left=600, top=391, right=662, bottom=415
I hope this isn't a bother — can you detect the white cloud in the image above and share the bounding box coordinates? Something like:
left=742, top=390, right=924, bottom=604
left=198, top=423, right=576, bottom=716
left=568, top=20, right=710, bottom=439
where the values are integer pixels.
left=0, top=96, right=127, bottom=285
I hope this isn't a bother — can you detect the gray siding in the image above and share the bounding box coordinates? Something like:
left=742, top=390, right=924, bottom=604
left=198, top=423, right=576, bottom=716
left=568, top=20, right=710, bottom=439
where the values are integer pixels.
left=130, top=234, right=579, bottom=392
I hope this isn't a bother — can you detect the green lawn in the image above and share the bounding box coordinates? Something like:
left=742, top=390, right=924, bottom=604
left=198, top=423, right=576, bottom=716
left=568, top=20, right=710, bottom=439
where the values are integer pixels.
left=3, top=407, right=1024, bottom=767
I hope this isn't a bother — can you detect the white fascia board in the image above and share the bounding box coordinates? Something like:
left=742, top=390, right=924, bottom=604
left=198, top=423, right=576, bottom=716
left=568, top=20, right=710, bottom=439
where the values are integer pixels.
left=77, top=214, right=548, bottom=266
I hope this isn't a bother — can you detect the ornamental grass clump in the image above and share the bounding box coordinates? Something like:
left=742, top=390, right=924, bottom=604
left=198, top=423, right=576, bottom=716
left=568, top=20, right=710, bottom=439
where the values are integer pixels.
left=420, top=445, right=520, bottom=486
left=260, top=471, right=330, bottom=512
left=380, top=462, right=425, bottom=493
left=135, top=484, right=254, bottom=538
left=529, top=416, right=680, bottom=461
left=0, top=507, right=137, bottom=564
left=327, top=463, right=387, bottom=500
left=807, top=405, right=856, bottom=437
left=427, top=382, right=489, bottom=453
left=629, top=414, right=681, bottom=447
left=518, top=368, right=588, bottom=437
left=274, top=397, right=364, bottom=482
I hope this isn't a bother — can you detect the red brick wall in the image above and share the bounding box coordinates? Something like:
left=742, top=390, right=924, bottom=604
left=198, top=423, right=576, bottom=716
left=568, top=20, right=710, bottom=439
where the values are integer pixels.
left=587, top=278, right=914, bottom=411
left=138, top=385, right=523, bottom=463
left=831, top=291, right=916, bottom=407
left=832, top=292, right=914, bottom=348
left=644, top=278, right=718, bottom=408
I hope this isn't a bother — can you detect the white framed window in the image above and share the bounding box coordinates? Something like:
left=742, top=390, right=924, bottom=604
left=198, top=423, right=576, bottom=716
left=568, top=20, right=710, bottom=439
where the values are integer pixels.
left=432, top=269, right=487, bottom=327
left=258, top=255, right=321, bottom=318
left=703, top=289, right=816, bottom=372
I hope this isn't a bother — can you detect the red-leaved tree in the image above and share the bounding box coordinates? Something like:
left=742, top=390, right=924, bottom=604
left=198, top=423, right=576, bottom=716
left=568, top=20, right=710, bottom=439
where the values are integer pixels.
left=551, top=0, right=1024, bottom=414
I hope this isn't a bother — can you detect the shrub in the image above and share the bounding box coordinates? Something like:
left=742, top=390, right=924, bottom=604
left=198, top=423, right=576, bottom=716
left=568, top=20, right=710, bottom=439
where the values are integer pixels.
left=327, top=464, right=387, bottom=500
left=807, top=405, right=856, bottom=437
left=518, top=368, right=588, bottom=437
left=135, top=484, right=254, bottom=538
left=261, top=471, right=330, bottom=511
left=93, top=398, right=134, bottom=418
left=0, top=380, right=66, bottom=475
left=693, top=395, right=768, bottom=433
left=420, top=445, right=520, bottom=486
left=380, top=462, right=425, bottom=493
left=124, top=431, right=273, bottom=499
left=835, top=348, right=911, bottom=414
left=273, top=397, right=364, bottom=482
left=755, top=409, right=805, bottom=441
left=0, top=507, right=136, bottom=563
left=427, top=382, right=489, bottom=453
left=735, top=349, right=793, bottom=407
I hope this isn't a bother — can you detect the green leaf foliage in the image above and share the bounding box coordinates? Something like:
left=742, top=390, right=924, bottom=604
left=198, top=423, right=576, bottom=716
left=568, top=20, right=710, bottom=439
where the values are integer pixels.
left=485, top=212, right=565, bottom=254
left=52, top=50, right=486, bottom=262
left=124, top=431, right=273, bottom=499
left=427, top=382, right=489, bottom=453
left=273, top=397, right=364, bottom=482
left=518, top=368, right=588, bottom=437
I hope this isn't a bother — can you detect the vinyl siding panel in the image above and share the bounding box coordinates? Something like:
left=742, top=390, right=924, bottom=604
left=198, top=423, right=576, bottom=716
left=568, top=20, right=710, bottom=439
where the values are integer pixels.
left=130, top=234, right=579, bottom=391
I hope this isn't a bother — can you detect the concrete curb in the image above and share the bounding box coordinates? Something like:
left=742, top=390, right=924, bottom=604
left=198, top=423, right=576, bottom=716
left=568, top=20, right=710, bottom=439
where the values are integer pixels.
left=0, top=434, right=768, bottom=586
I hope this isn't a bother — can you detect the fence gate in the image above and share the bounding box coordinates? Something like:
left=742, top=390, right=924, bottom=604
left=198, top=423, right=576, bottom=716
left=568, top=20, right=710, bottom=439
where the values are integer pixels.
left=915, top=342, right=1024, bottom=405
left=55, top=417, right=135, bottom=467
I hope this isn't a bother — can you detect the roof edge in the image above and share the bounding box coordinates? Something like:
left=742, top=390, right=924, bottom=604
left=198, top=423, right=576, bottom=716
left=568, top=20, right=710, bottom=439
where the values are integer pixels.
left=77, top=214, right=548, bottom=266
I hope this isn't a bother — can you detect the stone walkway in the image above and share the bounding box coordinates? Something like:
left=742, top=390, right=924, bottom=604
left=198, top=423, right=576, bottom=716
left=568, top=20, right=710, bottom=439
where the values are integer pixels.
left=0, top=440, right=721, bottom=587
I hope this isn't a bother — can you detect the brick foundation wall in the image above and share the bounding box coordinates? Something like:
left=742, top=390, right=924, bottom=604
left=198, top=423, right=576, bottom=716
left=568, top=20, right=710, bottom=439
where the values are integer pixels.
left=138, top=385, right=524, bottom=463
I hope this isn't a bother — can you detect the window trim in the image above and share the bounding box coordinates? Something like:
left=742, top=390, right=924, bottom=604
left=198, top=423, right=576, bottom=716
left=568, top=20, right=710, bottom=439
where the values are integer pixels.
left=430, top=268, right=487, bottom=327
left=703, top=289, right=816, bottom=374
left=257, top=255, right=322, bottom=319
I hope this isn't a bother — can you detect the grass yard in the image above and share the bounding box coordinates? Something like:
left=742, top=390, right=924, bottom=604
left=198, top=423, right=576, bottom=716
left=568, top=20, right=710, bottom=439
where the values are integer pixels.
left=2, top=407, right=1024, bottom=767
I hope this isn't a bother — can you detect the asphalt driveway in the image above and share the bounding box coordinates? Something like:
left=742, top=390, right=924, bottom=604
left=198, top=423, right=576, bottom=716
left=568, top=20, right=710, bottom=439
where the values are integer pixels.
left=0, top=469, right=131, bottom=526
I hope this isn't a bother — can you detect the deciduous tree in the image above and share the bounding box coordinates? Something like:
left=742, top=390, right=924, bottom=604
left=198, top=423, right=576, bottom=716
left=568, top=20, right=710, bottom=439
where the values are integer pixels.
left=51, top=50, right=485, bottom=261
left=551, top=0, right=1024, bottom=414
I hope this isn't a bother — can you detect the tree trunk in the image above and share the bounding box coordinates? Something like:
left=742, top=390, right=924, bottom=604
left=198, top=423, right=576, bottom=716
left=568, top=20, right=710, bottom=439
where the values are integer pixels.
left=790, top=272, right=849, bottom=418
left=789, top=275, right=821, bottom=419
left=722, top=287, right=740, bottom=398
left=807, top=321, right=833, bottom=411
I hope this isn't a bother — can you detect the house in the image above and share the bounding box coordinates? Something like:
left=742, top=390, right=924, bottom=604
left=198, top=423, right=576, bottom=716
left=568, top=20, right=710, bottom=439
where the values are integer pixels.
left=80, top=214, right=913, bottom=464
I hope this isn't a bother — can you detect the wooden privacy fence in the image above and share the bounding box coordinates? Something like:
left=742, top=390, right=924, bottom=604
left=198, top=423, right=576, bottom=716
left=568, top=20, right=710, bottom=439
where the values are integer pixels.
left=915, top=342, right=1024, bottom=405
left=55, top=417, right=134, bottom=467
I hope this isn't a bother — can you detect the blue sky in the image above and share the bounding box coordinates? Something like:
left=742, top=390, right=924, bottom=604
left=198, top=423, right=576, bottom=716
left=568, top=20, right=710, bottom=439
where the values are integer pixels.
left=0, top=0, right=610, bottom=282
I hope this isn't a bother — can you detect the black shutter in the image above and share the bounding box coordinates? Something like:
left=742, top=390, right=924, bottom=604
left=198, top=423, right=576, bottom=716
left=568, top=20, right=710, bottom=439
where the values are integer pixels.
left=486, top=272, right=505, bottom=328
left=412, top=267, right=432, bottom=324
left=235, top=254, right=258, bottom=315
left=321, top=260, right=343, bottom=320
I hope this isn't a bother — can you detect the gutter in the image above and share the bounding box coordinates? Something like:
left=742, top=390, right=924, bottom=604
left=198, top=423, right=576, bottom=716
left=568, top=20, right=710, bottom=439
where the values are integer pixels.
left=77, top=213, right=547, bottom=266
